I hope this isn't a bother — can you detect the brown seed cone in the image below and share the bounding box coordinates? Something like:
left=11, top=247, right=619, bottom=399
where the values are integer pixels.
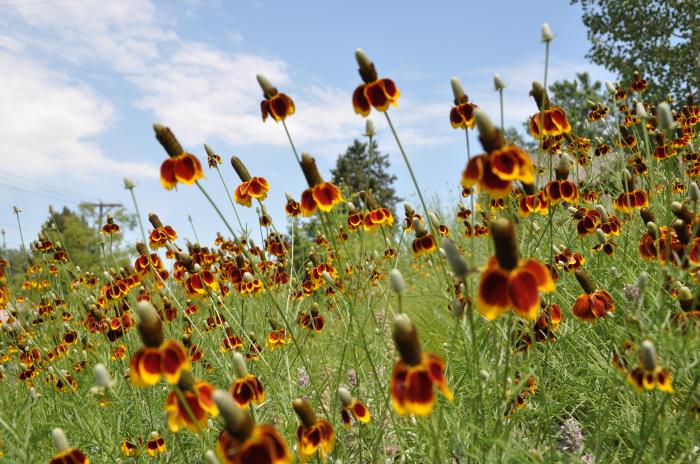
left=177, top=370, right=196, bottom=392
left=361, top=191, right=380, bottom=210
left=479, top=128, right=505, bottom=154
left=293, top=398, right=318, bottom=428
left=673, top=220, right=690, bottom=245
left=491, top=218, right=519, bottom=271
left=216, top=392, right=254, bottom=441
left=392, top=315, right=423, bottom=367
left=308, top=252, right=321, bottom=266
left=672, top=202, right=694, bottom=224
left=640, top=208, right=657, bottom=225
left=300, top=153, right=324, bottom=188
left=135, top=242, right=148, bottom=256
left=148, top=214, right=163, bottom=229
left=153, top=123, right=184, bottom=158
left=230, top=156, right=252, bottom=182
left=529, top=82, right=551, bottom=111
left=574, top=269, right=596, bottom=295
left=358, top=62, right=378, bottom=84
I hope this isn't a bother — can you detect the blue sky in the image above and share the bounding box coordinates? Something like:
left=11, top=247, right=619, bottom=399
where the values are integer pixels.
left=0, top=0, right=613, bottom=250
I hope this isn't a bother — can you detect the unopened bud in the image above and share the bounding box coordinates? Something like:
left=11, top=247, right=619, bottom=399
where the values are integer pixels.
left=640, top=340, right=657, bottom=371
left=123, top=177, right=135, bottom=189
left=365, top=119, right=375, bottom=137
left=656, top=102, right=676, bottom=131
left=635, top=101, right=649, bottom=119
left=94, top=363, right=114, bottom=388
left=595, top=204, right=610, bottom=221
left=541, top=23, right=553, bottom=42
left=205, top=450, right=221, bottom=464
left=442, top=239, right=469, bottom=278
left=52, top=428, right=70, bottom=452
left=322, top=270, right=334, bottom=285
left=337, top=387, right=353, bottom=406
left=493, top=74, right=506, bottom=91
left=689, top=182, right=700, bottom=203
left=233, top=352, right=248, bottom=378
left=595, top=229, right=606, bottom=244
left=390, top=269, right=406, bottom=294
left=636, top=272, right=649, bottom=291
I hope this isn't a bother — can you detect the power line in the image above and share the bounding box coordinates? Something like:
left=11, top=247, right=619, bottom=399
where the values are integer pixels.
left=0, top=0, right=85, bottom=7
left=0, top=171, right=100, bottom=203
left=0, top=177, right=86, bottom=204
left=0, top=181, right=84, bottom=205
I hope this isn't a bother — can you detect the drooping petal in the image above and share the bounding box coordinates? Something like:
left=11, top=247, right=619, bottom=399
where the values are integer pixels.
left=300, top=189, right=318, bottom=217
left=477, top=266, right=511, bottom=320
left=507, top=268, right=540, bottom=320
left=174, top=153, right=204, bottom=185
left=352, top=85, right=371, bottom=116
left=160, top=158, right=178, bottom=190
left=160, top=340, right=190, bottom=385
left=366, top=81, right=390, bottom=111
left=520, top=259, right=555, bottom=293
left=312, top=182, right=342, bottom=212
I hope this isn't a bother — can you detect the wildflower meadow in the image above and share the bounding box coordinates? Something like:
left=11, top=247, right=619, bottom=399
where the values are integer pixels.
left=0, top=7, right=699, bottom=464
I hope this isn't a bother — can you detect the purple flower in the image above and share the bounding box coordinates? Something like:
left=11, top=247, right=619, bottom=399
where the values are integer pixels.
left=297, top=367, right=310, bottom=388
left=557, top=417, right=584, bottom=453
left=347, top=369, right=358, bottom=388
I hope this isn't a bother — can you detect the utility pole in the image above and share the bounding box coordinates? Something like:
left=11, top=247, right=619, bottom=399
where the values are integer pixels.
left=82, top=201, right=123, bottom=229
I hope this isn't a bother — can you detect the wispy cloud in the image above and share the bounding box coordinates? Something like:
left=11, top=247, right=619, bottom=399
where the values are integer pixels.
left=0, top=49, right=155, bottom=180
left=3, top=0, right=449, bottom=157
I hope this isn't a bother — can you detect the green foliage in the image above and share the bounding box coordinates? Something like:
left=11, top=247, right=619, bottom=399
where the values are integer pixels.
left=573, top=0, right=700, bottom=102
left=548, top=72, right=608, bottom=138
left=331, top=139, right=401, bottom=212
left=504, top=127, right=538, bottom=154
left=41, top=206, right=136, bottom=273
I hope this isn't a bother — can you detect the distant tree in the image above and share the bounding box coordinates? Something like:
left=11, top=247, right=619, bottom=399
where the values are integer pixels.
left=572, top=0, right=699, bottom=102
left=40, top=206, right=135, bottom=273
left=78, top=203, right=137, bottom=232
left=331, top=139, right=401, bottom=212
left=504, top=127, right=538, bottom=155
left=548, top=72, right=608, bottom=138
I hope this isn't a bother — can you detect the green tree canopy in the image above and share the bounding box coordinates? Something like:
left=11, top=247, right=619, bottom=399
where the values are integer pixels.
left=548, top=72, right=608, bottom=138
left=331, top=139, right=401, bottom=212
left=39, top=206, right=136, bottom=273
left=573, top=0, right=700, bottom=102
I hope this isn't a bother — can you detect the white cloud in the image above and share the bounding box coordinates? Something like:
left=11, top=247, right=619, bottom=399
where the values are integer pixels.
left=3, top=0, right=448, bottom=157
left=0, top=50, right=156, bottom=180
